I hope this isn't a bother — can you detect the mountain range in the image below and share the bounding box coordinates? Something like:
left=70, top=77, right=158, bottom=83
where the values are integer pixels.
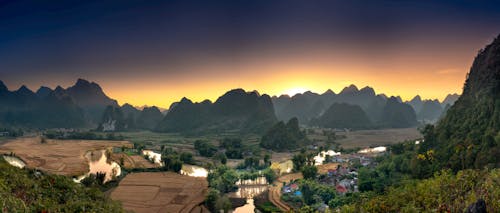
left=0, top=78, right=459, bottom=132
left=155, top=89, right=277, bottom=134
left=271, top=85, right=452, bottom=128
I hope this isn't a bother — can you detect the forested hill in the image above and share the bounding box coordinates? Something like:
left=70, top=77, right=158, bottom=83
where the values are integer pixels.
left=424, top=35, right=500, bottom=171
left=155, top=89, right=277, bottom=134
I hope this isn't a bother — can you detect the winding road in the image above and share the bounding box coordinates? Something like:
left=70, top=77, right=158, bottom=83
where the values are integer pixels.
left=269, top=173, right=303, bottom=212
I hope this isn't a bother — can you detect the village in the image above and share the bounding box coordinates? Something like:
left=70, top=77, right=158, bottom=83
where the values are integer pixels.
left=275, top=146, right=387, bottom=211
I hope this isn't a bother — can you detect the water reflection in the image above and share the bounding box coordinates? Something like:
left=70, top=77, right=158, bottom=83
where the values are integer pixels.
left=358, top=146, right=387, bottom=154
left=236, top=176, right=268, bottom=185
left=233, top=198, right=255, bottom=213
left=75, top=150, right=121, bottom=183
left=3, top=155, right=26, bottom=168
left=180, top=164, right=208, bottom=177
left=142, top=150, right=162, bottom=165
left=231, top=185, right=268, bottom=198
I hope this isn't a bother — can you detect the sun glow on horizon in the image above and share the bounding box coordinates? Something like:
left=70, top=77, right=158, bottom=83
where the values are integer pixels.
left=283, top=87, right=309, bottom=97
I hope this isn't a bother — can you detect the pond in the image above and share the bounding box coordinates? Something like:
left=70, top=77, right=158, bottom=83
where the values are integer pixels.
left=2, top=155, right=26, bottom=168
left=74, top=150, right=121, bottom=183
left=142, top=150, right=163, bottom=165
left=180, top=164, right=208, bottom=177
left=230, top=176, right=269, bottom=213
left=358, top=146, right=387, bottom=154
left=233, top=198, right=255, bottom=213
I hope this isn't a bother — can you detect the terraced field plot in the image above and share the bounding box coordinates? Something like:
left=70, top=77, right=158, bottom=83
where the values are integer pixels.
left=0, top=137, right=131, bottom=176
left=110, top=172, right=209, bottom=213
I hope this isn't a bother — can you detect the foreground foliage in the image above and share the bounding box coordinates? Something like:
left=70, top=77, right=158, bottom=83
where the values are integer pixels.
left=342, top=169, right=500, bottom=212
left=0, top=158, right=122, bottom=212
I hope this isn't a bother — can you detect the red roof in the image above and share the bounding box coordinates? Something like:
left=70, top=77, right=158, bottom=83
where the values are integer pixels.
left=336, top=185, right=347, bottom=193
left=290, top=183, right=299, bottom=189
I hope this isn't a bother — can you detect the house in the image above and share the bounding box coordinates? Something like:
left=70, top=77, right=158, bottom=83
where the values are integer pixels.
left=290, top=183, right=299, bottom=191
left=0, top=132, right=9, bottom=136
left=327, top=169, right=336, bottom=177
left=339, top=179, right=352, bottom=188
left=283, top=186, right=292, bottom=193
left=336, top=185, right=347, bottom=194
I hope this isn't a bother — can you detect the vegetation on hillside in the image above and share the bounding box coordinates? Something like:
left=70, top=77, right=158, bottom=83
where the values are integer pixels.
left=310, top=103, right=372, bottom=129
left=156, top=89, right=277, bottom=134
left=342, top=169, right=500, bottom=212
left=260, top=117, right=308, bottom=151
left=0, top=158, right=122, bottom=212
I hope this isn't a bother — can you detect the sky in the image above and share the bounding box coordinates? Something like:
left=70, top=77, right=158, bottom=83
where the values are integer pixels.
left=1, top=0, right=500, bottom=108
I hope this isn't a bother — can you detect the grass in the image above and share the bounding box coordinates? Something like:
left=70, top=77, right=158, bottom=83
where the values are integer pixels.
left=114, top=130, right=261, bottom=150
left=256, top=201, right=283, bottom=213
left=306, top=127, right=422, bottom=149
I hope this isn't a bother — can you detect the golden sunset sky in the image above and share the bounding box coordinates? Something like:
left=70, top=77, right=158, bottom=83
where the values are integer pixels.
left=1, top=1, right=499, bottom=108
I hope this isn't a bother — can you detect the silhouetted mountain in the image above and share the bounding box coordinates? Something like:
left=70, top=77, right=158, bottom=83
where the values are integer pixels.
left=310, top=103, right=372, bottom=129
left=272, top=85, right=411, bottom=128
left=407, top=95, right=423, bottom=113
left=156, top=89, right=277, bottom=134
left=421, top=35, right=500, bottom=171
left=380, top=97, right=418, bottom=128
left=442, top=93, right=460, bottom=107
left=120, top=103, right=141, bottom=129
left=64, top=79, right=118, bottom=123
left=276, top=91, right=322, bottom=123
left=0, top=82, right=87, bottom=128
left=0, top=79, right=120, bottom=128
left=36, top=86, right=53, bottom=98
left=98, top=106, right=126, bottom=131
left=97, top=104, right=164, bottom=131
left=136, top=105, right=169, bottom=113
left=418, top=100, right=443, bottom=122
left=136, top=106, right=163, bottom=130
left=0, top=80, right=8, bottom=94
left=406, top=95, right=453, bottom=123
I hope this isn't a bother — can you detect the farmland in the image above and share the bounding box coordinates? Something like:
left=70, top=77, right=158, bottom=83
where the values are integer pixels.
left=110, top=172, right=209, bottom=213
left=0, top=137, right=131, bottom=176
left=308, top=127, right=422, bottom=149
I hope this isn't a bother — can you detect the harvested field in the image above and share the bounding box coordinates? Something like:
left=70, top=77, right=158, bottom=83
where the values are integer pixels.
left=110, top=172, right=208, bottom=213
left=110, top=153, right=158, bottom=169
left=317, top=163, right=340, bottom=174
left=0, top=137, right=131, bottom=176
left=336, top=128, right=422, bottom=149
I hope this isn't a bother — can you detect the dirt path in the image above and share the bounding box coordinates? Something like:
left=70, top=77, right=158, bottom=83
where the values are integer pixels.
left=269, top=173, right=303, bottom=212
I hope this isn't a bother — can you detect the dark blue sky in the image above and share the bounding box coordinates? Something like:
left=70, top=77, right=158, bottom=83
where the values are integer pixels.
left=1, top=0, right=500, bottom=106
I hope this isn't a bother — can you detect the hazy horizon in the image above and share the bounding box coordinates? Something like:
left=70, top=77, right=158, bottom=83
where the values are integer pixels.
left=0, top=78, right=460, bottom=109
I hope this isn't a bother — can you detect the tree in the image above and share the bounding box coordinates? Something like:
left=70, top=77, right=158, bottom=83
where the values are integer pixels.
left=194, top=140, right=217, bottom=157
left=301, top=165, right=318, bottom=180
left=264, top=153, right=271, bottom=166
left=205, top=189, right=220, bottom=212
left=263, top=168, right=277, bottom=183
left=215, top=195, right=232, bottom=212
left=292, top=152, right=307, bottom=172
left=180, top=152, right=194, bottom=164
left=207, top=166, right=239, bottom=193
